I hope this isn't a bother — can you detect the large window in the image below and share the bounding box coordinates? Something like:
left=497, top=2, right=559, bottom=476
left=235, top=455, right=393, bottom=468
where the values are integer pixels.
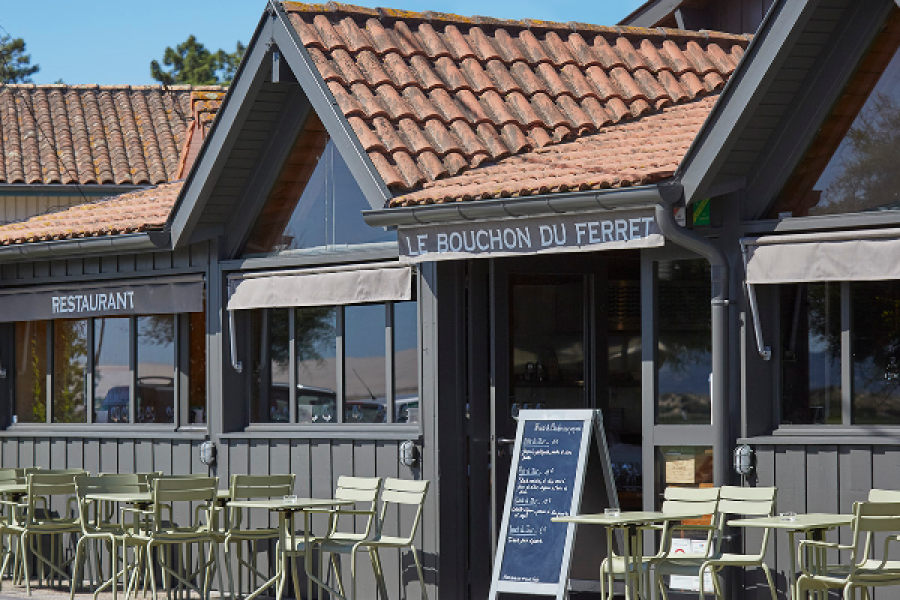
left=12, top=314, right=205, bottom=426
left=780, top=280, right=900, bottom=425
left=657, top=260, right=712, bottom=424
left=248, top=300, right=418, bottom=425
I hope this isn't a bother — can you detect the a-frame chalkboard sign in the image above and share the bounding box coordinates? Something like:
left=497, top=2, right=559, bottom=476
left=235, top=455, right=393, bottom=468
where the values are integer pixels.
left=488, top=409, right=618, bottom=600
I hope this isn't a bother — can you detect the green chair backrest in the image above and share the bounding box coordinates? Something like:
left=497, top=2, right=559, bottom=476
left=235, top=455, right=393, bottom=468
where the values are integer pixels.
left=377, top=478, right=428, bottom=544
left=718, top=486, right=776, bottom=516
left=330, top=476, right=382, bottom=536
left=662, top=486, right=720, bottom=515
left=230, top=474, right=294, bottom=500
left=152, top=476, right=217, bottom=503
left=74, top=474, right=145, bottom=531
left=25, top=468, right=85, bottom=476
left=869, top=489, right=900, bottom=502
left=24, top=472, right=81, bottom=526
left=0, top=468, right=25, bottom=483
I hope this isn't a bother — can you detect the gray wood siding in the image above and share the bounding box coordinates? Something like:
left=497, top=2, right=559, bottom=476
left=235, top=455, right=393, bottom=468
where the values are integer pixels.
left=740, top=444, right=900, bottom=600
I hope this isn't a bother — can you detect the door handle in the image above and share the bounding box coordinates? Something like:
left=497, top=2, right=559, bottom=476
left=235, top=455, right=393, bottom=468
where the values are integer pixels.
left=497, top=438, right=516, bottom=446
left=496, top=438, right=516, bottom=457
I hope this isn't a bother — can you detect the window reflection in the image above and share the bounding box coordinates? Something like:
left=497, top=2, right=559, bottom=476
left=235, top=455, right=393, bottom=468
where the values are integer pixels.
left=53, top=319, right=88, bottom=423
left=296, top=307, right=336, bottom=424
left=344, top=305, right=387, bottom=423
left=781, top=284, right=842, bottom=424
left=93, top=317, right=131, bottom=423
left=657, top=260, right=711, bottom=424
left=852, top=281, right=900, bottom=424
left=510, top=274, right=586, bottom=414
left=242, top=113, right=394, bottom=257
left=188, top=312, right=206, bottom=424
left=15, top=321, right=47, bottom=423
left=136, top=315, right=176, bottom=424
left=394, top=302, right=418, bottom=424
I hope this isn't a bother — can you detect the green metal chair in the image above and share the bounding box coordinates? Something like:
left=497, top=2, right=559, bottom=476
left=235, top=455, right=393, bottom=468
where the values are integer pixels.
left=298, top=476, right=381, bottom=600
left=70, top=474, right=147, bottom=600
left=121, top=476, right=220, bottom=600
left=599, top=486, right=720, bottom=600
left=6, top=471, right=85, bottom=595
left=655, top=486, right=778, bottom=600
left=220, top=474, right=294, bottom=600
left=317, top=478, right=429, bottom=600
left=795, top=501, right=900, bottom=599
left=0, top=468, right=25, bottom=588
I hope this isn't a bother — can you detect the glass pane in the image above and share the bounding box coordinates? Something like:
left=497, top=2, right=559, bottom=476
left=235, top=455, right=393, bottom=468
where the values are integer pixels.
left=242, top=113, right=395, bottom=257
left=852, top=281, right=900, bottom=424
left=606, top=261, right=643, bottom=510
left=15, top=321, right=47, bottom=424
left=249, top=310, right=266, bottom=423
left=394, top=301, right=418, bottom=424
left=53, top=319, right=88, bottom=423
left=136, top=315, right=175, bottom=424
left=657, top=260, right=711, bottom=424
left=510, top=274, right=585, bottom=415
left=267, top=309, right=291, bottom=423
left=188, top=312, right=206, bottom=424
left=93, top=317, right=131, bottom=423
left=295, top=306, right=337, bottom=424
left=781, top=284, right=842, bottom=424
left=344, top=305, right=387, bottom=423
left=331, top=144, right=395, bottom=247
left=804, top=46, right=900, bottom=215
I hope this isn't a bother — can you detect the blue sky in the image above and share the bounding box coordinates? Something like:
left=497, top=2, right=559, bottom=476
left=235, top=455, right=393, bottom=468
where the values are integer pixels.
left=0, top=0, right=645, bottom=86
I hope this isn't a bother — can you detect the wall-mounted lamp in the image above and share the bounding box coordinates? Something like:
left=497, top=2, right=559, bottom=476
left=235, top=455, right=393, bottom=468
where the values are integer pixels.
left=399, top=440, right=419, bottom=468
left=734, top=444, right=755, bottom=477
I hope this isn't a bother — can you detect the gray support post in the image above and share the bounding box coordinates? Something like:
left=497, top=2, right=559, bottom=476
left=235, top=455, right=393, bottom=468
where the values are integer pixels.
left=655, top=204, right=730, bottom=486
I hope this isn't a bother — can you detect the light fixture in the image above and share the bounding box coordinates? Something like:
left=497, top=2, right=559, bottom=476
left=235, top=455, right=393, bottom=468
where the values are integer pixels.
left=734, top=444, right=755, bottom=477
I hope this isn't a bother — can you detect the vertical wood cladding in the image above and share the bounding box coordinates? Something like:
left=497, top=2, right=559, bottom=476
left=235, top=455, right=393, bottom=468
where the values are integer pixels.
left=740, top=444, right=900, bottom=599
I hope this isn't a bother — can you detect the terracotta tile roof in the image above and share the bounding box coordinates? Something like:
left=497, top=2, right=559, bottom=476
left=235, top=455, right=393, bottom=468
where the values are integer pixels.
left=0, top=85, right=225, bottom=186
left=283, top=2, right=750, bottom=201
left=0, top=181, right=182, bottom=245
left=390, top=94, right=716, bottom=206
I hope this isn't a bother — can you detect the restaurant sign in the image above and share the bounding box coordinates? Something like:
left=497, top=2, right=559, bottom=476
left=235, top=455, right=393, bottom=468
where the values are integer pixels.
left=398, top=209, right=663, bottom=263
left=0, top=276, right=205, bottom=322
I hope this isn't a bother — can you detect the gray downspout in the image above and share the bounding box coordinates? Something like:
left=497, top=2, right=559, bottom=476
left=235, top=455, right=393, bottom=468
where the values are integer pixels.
left=655, top=204, right=730, bottom=487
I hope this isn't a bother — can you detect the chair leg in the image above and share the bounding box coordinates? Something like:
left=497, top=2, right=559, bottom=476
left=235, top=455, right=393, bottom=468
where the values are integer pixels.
left=370, top=549, right=388, bottom=600
left=224, top=542, right=235, bottom=600
left=657, top=572, right=669, bottom=600
left=760, top=562, right=777, bottom=600
left=71, top=536, right=86, bottom=600
left=410, top=546, right=428, bottom=600
left=22, top=534, right=31, bottom=595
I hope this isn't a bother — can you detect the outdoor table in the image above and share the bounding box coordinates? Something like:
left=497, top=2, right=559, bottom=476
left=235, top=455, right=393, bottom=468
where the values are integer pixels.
left=553, top=510, right=710, bottom=600
left=227, top=498, right=354, bottom=600
left=728, top=513, right=852, bottom=600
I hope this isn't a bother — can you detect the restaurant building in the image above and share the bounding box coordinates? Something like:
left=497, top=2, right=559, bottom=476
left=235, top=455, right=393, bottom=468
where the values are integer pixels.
left=0, top=0, right=897, bottom=598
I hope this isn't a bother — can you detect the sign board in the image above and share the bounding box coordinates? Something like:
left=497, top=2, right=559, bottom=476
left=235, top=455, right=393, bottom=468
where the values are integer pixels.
left=0, top=276, right=205, bottom=322
left=398, top=209, right=662, bottom=263
left=488, top=409, right=618, bottom=600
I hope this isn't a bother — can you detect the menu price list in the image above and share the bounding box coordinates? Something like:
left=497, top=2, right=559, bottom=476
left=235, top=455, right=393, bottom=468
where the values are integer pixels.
left=499, top=420, right=583, bottom=584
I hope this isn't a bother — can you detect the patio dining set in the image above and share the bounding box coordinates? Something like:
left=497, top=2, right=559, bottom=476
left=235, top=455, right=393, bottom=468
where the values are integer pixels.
left=554, top=485, right=900, bottom=600
left=0, top=467, right=429, bottom=600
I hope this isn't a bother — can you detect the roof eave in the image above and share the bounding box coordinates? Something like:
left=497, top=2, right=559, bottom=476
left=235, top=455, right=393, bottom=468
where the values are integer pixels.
left=675, top=0, right=815, bottom=204
left=363, top=182, right=683, bottom=228
left=0, top=231, right=170, bottom=264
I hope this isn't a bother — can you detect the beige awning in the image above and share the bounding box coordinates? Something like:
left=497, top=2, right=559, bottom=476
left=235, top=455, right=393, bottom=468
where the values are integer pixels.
left=743, top=227, right=900, bottom=284
left=227, top=263, right=412, bottom=310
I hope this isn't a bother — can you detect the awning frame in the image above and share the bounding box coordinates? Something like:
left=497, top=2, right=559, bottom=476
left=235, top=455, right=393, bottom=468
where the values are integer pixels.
left=740, top=240, right=772, bottom=361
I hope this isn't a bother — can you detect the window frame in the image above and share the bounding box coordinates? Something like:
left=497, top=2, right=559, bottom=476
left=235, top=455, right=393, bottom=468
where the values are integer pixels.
left=9, top=313, right=204, bottom=430
left=245, top=299, right=420, bottom=429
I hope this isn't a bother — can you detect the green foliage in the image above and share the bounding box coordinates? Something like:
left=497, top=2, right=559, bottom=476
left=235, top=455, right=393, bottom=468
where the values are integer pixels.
left=53, top=320, right=88, bottom=424
left=0, top=34, right=39, bottom=83
left=150, top=35, right=245, bottom=85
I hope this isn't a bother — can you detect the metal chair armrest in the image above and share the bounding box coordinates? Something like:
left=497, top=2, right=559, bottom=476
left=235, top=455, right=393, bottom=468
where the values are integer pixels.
left=797, top=540, right=851, bottom=575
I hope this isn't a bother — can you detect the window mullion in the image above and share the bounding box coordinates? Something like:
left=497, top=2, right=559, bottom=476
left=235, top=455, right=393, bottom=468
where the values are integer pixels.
left=289, top=309, right=297, bottom=424
left=842, top=281, right=852, bottom=426
left=337, top=306, right=345, bottom=424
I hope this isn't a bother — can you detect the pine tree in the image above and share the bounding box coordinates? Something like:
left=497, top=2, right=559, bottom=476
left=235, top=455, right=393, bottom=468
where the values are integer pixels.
left=151, top=36, right=245, bottom=85
left=0, top=34, right=39, bottom=83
